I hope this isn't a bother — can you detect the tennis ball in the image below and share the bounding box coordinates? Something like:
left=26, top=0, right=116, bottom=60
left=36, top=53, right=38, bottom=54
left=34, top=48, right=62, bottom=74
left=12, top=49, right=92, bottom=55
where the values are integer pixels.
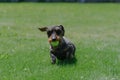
left=51, top=41, right=59, bottom=47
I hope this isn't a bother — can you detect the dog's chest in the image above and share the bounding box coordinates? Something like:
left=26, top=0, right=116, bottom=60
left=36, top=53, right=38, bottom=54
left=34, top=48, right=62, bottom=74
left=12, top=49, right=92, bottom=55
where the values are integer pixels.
left=51, top=48, right=68, bottom=60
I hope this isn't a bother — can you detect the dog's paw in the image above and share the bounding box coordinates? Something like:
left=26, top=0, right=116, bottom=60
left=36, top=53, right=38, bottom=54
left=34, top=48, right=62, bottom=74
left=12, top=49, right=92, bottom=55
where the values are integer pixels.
left=51, top=60, right=56, bottom=64
left=51, top=61, right=56, bottom=64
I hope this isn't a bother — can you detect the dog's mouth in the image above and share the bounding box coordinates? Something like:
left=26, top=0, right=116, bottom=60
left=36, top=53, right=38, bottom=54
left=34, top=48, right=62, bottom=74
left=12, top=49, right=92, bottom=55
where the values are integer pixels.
left=48, top=38, right=61, bottom=47
left=50, top=41, right=60, bottom=47
left=48, top=35, right=62, bottom=47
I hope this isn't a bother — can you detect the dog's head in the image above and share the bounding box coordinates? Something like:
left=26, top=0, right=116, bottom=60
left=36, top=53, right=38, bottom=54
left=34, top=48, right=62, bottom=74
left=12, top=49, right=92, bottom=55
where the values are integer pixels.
left=38, top=25, right=65, bottom=47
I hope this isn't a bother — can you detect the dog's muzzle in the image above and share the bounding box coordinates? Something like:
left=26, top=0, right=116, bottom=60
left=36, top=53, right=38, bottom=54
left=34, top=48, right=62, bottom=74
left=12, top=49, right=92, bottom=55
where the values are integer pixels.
left=51, top=34, right=57, bottom=41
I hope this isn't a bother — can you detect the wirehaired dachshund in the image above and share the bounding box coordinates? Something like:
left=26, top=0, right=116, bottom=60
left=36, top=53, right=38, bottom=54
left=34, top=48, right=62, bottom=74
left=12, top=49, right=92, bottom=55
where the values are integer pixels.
left=38, top=25, right=76, bottom=64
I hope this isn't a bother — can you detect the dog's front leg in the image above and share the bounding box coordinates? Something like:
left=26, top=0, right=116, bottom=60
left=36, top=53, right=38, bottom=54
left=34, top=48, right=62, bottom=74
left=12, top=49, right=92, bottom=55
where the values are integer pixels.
left=50, top=53, right=56, bottom=64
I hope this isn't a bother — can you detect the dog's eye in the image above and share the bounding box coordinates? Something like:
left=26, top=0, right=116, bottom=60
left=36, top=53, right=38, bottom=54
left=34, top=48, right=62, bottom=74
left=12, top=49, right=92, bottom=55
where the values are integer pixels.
left=56, top=30, right=61, bottom=35
left=47, top=31, right=52, bottom=37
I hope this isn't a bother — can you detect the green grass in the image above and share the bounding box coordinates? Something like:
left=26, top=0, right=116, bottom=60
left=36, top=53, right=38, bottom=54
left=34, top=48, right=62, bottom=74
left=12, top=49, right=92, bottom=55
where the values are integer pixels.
left=0, top=3, right=120, bottom=80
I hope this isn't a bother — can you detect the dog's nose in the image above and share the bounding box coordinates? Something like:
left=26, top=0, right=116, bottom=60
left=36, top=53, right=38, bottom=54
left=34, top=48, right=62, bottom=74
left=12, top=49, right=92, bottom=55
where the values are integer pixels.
left=52, top=36, right=57, bottom=41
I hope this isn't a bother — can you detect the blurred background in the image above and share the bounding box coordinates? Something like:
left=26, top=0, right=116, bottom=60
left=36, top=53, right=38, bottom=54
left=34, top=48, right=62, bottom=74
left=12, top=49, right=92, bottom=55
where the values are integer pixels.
left=0, top=0, right=120, bottom=2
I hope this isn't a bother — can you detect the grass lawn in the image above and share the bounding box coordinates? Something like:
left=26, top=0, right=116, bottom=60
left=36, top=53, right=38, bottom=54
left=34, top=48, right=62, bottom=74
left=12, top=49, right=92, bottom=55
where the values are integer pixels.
left=0, top=3, right=120, bottom=80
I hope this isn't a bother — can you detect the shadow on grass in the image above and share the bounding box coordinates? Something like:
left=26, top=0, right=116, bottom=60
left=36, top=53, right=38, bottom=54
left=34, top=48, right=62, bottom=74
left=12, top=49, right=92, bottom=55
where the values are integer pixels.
left=57, top=57, right=77, bottom=66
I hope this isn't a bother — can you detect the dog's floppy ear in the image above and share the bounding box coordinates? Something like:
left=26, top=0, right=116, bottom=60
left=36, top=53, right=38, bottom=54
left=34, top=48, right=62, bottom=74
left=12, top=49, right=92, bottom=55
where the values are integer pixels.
left=59, top=25, right=65, bottom=36
left=38, top=27, right=48, bottom=32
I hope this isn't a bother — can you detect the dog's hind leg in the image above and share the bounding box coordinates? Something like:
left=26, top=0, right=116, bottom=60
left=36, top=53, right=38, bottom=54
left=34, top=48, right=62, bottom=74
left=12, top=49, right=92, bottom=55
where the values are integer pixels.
left=68, top=44, right=76, bottom=59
